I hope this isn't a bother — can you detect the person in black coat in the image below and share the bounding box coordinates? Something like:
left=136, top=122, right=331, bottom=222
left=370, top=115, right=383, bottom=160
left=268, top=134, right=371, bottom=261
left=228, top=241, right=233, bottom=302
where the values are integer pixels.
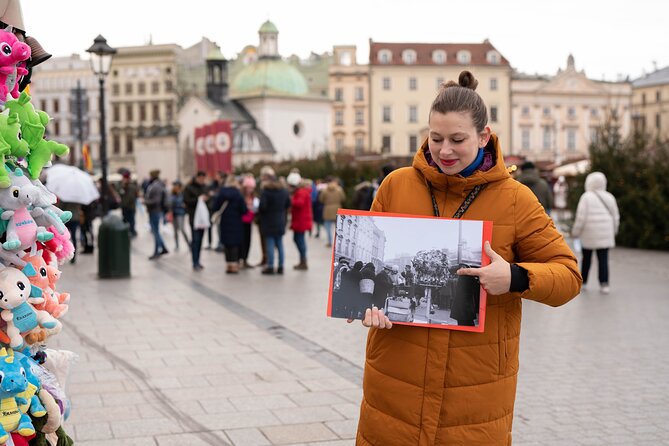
left=335, top=260, right=364, bottom=319
left=372, top=265, right=395, bottom=310
left=449, top=263, right=481, bottom=326
left=183, top=171, right=209, bottom=270
left=211, top=176, right=247, bottom=274
left=258, top=176, right=291, bottom=275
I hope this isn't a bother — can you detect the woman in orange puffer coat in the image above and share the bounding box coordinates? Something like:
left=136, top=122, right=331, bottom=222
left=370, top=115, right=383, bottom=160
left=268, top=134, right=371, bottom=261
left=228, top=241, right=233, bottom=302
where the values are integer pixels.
left=355, top=71, right=582, bottom=445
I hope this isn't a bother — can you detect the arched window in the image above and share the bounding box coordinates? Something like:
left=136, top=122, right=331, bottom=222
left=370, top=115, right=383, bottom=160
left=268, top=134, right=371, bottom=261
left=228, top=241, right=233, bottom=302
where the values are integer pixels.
left=378, top=49, right=392, bottom=64
left=457, top=50, right=471, bottom=64
left=486, top=51, right=500, bottom=64
left=402, top=49, right=417, bottom=65
left=432, top=50, right=446, bottom=64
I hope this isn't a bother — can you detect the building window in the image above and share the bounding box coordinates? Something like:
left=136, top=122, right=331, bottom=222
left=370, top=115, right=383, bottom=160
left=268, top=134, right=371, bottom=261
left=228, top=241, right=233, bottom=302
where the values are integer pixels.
left=152, top=103, right=160, bottom=121
left=382, top=135, right=391, bottom=153
left=165, top=80, right=173, bottom=92
left=112, top=134, right=121, bottom=154
left=355, top=109, right=364, bottom=125
left=543, top=107, right=551, bottom=117
left=125, top=83, right=132, bottom=94
left=152, top=82, right=159, bottom=94
left=436, top=77, right=444, bottom=90
left=522, top=106, right=530, bottom=116
left=402, top=49, right=417, bottom=65
left=355, top=137, right=364, bottom=153
left=335, top=137, right=344, bottom=152
left=490, top=78, right=498, bottom=91
left=126, top=132, right=134, bottom=154
left=335, top=110, right=344, bottom=125
left=166, top=102, right=173, bottom=121
left=656, top=113, right=661, bottom=130
left=409, top=77, right=417, bottom=90
left=382, top=77, right=391, bottom=90
left=334, top=88, right=343, bottom=102
left=378, top=49, right=392, bottom=64
left=567, top=129, right=576, bottom=151
left=53, top=99, right=59, bottom=113
left=542, top=126, right=552, bottom=150
left=432, top=50, right=446, bottom=64
left=139, top=103, right=146, bottom=121
left=40, top=99, right=47, bottom=111
left=408, top=106, right=417, bottom=123
left=409, top=135, right=418, bottom=153
left=383, top=106, right=391, bottom=123
left=490, top=106, right=498, bottom=123
left=112, top=104, right=120, bottom=122
left=657, top=90, right=661, bottom=102
left=52, top=120, right=59, bottom=136
left=126, top=104, right=133, bottom=121
left=138, top=82, right=146, bottom=94
left=486, top=51, right=500, bottom=64
left=590, top=127, right=599, bottom=144
left=457, top=50, right=471, bottom=64
left=112, top=84, right=120, bottom=96
left=568, top=107, right=576, bottom=119
left=522, top=129, right=530, bottom=150
left=355, top=87, right=364, bottom=101
left=590, top=108, right=599, bottom=117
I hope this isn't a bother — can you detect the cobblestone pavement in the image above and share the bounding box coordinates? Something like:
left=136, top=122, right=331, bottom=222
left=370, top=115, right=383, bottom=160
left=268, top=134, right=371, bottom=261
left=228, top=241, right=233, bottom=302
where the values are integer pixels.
left=52, top=215, right=669, bottom=445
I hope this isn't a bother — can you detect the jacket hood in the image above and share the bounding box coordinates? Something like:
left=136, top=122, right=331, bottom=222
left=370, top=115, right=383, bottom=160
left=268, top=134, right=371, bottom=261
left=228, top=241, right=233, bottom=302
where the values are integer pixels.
left=263, top=179, right=285, bottom=190
left=354, top=181, right=373, bottom=191
left=412, top=133, right=510, bottom=191
left=585, top=171, right=607, bottom=192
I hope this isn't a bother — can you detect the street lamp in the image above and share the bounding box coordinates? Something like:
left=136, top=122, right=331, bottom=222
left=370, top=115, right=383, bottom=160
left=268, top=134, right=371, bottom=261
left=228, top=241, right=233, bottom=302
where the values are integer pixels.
left=86, top=35, right=116, bottom=214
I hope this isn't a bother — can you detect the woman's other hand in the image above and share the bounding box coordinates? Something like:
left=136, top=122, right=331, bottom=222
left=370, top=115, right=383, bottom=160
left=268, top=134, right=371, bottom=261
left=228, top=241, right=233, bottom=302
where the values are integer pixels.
left=347, top=306, right=392, bottom=329
left=457, top=241, right=511, bottom=295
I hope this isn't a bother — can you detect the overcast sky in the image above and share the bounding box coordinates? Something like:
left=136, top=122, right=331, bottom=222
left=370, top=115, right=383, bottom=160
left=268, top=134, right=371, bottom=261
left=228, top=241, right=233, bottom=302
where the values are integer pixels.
left=19, top=0, right=668, bottom=81
left=372, top=216, right=482, bottom=259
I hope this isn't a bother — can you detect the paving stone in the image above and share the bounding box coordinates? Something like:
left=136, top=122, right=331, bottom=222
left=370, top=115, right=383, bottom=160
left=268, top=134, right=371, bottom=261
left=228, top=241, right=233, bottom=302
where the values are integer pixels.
left=261, top=423, right=339, bottom=444
left=225, top=427, right=271, bottom=446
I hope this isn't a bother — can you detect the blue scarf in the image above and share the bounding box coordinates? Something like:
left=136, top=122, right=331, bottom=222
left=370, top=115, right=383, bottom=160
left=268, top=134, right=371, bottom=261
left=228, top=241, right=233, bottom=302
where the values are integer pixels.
left=459, top=148, right=485, bottom=177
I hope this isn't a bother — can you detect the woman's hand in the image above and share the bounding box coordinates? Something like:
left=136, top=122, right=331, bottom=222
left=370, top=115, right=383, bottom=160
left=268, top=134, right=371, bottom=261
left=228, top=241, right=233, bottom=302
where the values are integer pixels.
left=457, top=241, right=511, bottom=295
left=347, top=306, right=393, bottom=329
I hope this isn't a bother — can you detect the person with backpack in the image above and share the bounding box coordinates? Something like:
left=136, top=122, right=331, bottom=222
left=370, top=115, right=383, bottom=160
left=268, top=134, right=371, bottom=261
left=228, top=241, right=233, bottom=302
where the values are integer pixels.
left=516, top=161, right=553, bottom=214
left=144, top=169, right=169, bottom=260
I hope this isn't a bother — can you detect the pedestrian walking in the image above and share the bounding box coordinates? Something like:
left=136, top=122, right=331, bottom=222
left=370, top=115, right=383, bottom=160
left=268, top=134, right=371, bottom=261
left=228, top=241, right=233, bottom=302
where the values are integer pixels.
left=351, top=70, right=581, bottom=445
left=258, top=174, right=291, bottom=275
left=311, top=179, right=325, bottom=238
left=516, top=160, right=553, bottom=214
left=240, top=174, right=259, bottom=269
left=287, top=173, right=313, bottom=270
left=352, top=178, right=375, bottom=210
left=211, top=176, right=247, bottom=274
left=571, top=171, right=620, bottom=294
left=144, top=169, right=169, bottom=260
left=117, top=171, right=139, bottom=237
left=59, top=201, right=81, bottom=264
left=319, top=177, right=345, bottom=247
left=170, top=181, right=190, bottom=251
left=183, top=171, right=209, bottom=271
left=256, top=165, right=276, bottom=267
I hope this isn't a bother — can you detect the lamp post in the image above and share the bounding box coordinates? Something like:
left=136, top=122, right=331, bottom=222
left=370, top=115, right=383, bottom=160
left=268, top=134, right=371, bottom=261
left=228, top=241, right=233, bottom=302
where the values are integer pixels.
left=86, top=35, right=116, bottom=215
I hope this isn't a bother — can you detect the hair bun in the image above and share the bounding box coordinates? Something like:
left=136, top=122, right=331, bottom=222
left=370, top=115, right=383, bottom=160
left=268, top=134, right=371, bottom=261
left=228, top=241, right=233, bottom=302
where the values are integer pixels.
left=458, top=71, right=478, bottom=90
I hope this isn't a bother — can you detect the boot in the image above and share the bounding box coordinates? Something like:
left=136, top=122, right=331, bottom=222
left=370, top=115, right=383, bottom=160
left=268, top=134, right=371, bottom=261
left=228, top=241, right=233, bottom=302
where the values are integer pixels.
left=261, top=267, right=275, bottom=275
left=293, top=260, right=308, bottom=270
left=277, top=266, right=284, bottom=275
left=226, top=263, right=239, bottom=274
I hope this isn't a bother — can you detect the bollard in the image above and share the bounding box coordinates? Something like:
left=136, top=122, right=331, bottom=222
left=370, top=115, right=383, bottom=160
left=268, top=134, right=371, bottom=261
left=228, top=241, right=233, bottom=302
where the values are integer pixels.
left=97, top=214, right=131, bottom=278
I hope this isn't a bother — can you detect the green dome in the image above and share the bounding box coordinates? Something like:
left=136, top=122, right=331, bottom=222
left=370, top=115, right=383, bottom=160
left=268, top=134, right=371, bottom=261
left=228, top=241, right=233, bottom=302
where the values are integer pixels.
left=231, top=59, right=309, bottom=96
left=259, top=20, right=278, bottom=33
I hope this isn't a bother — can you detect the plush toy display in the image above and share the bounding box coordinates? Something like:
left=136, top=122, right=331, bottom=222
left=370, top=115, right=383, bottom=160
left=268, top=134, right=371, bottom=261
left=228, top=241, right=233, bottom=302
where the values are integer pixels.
left=0, top=21, right=77, bottom=445
left=4, top=92, right=69, bottom=179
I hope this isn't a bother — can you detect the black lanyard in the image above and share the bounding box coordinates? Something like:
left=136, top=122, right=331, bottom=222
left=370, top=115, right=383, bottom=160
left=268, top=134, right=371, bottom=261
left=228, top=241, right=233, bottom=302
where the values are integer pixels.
left=428, top=182, right=485, bottom=218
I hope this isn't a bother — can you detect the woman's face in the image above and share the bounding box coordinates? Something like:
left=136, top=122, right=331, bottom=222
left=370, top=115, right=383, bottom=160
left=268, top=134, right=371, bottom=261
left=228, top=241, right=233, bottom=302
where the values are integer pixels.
left=428, top=111, right=491, bottom=175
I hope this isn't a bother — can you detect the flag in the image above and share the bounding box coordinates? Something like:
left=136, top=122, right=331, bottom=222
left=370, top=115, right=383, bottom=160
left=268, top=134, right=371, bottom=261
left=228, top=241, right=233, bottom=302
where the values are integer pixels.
left=82, top=143, right=92, bottom=172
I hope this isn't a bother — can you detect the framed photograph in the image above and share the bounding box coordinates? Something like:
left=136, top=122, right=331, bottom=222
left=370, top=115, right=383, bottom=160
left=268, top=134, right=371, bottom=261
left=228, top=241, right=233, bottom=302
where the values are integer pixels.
left=327, top=209, right=493, bottom=332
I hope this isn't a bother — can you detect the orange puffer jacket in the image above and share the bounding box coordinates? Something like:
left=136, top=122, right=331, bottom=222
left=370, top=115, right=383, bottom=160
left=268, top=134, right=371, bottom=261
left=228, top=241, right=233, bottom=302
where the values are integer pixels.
left=357, top=135, right=581, bottom=446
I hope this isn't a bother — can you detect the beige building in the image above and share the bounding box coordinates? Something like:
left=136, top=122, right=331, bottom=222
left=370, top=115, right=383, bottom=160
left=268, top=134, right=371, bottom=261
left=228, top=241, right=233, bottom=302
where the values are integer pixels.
left=107, top=43, right=181, bottom=174
left=369, top=40, right=512, bottom=157
left=631, top=66, right=669, bottom=140
left=511, top=55, right=632, bottom=164
left=329, top=45, right=369, bottom=154
left=29, top=54, right=102, bottom=168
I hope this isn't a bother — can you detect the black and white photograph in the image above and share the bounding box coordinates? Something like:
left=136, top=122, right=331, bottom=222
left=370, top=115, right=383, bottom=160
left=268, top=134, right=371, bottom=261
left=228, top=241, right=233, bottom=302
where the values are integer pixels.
left=327, top=210, right=492, bottom=331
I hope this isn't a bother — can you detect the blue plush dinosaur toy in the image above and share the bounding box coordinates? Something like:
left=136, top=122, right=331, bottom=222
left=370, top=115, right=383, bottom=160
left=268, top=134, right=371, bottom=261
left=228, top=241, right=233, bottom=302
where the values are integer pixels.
left=0, top=347, right=36, bottom=443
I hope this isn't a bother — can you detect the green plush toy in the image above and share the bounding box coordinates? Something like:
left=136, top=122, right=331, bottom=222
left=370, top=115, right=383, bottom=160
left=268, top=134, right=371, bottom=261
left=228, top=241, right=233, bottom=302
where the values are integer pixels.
left=4, top=92, right=69, bottom=180
left=0, top=113, right=30, bottom=188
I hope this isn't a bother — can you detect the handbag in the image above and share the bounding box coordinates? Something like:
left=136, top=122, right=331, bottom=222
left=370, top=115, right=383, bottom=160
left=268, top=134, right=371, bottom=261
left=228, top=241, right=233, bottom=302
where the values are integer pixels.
left=193, top=197, right=211, bottom=229
left=210, top=201, right=228, bottom=225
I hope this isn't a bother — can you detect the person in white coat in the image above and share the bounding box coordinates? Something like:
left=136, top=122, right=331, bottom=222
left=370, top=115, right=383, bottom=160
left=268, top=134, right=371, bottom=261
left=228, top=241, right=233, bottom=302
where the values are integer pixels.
left=571, top=172, right=620, bottom=293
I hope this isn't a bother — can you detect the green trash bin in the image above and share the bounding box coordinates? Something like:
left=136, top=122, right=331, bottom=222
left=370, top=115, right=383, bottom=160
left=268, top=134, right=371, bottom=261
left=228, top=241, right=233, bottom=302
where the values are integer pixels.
left=98, top=214, right=131, bottom=278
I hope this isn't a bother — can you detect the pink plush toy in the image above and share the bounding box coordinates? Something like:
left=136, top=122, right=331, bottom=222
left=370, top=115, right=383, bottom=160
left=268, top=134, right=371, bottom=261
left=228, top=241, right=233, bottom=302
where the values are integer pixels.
left=0, top=28, right=30, bottom=100
left=46, top=264, right=69, bottom=305
left=23, top=254, right=68, bottom=318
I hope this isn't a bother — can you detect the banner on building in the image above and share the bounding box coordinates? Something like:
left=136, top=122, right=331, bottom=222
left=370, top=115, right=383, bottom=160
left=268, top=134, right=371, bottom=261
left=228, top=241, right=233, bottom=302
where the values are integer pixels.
left=193, top=120, right=232, bottom=177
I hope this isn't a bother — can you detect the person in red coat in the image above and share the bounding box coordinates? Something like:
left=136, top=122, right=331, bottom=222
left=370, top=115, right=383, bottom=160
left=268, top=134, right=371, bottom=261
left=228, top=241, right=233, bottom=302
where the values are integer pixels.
left=287, top=172, right=313, bottom=270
